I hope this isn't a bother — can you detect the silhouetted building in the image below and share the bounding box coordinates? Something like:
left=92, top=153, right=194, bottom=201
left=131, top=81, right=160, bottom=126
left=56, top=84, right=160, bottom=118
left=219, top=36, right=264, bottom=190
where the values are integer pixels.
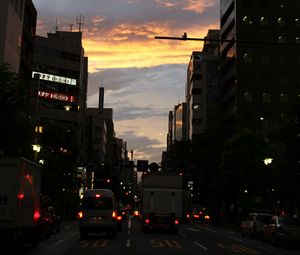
left=220, top=0, right=300, bottom=132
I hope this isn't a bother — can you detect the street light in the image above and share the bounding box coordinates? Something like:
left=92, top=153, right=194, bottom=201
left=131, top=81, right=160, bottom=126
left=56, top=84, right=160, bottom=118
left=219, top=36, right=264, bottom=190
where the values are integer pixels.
left=263, top=158, right=273, bottom=165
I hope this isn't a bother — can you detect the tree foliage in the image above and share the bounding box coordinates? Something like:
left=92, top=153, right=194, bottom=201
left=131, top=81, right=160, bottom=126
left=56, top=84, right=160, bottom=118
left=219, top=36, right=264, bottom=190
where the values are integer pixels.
left=0, top=64, right=34, bottom=157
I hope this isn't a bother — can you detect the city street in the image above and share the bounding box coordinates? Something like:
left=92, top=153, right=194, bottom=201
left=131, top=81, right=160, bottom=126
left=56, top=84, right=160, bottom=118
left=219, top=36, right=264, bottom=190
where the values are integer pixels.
left=17, top=216, right=300, bottom=255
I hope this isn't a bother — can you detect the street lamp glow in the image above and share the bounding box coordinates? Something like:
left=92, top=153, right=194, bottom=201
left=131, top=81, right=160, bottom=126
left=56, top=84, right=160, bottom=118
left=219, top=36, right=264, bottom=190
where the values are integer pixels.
left=263, top=158, right=273, bottom=165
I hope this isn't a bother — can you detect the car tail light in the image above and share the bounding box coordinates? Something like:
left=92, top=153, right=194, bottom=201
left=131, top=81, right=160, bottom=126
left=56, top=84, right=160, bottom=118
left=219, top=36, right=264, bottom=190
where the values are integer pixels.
left=112, top=211, right=117, bottom=218
left=186, top=214, right=190, bottom=219
left=78, top=211, right=83, bottom=219
left=175, top=219, right=179, bottom=225
left=194, top=214, right=199, bottom=218
left=205, top=215, right=210, bottom=220
left=95, top=194, right=101, bottom=198
left=17, top=193, right=25, bottom=200
left=117, top=215, right=122, bottom=221
left=34, top=210, right=40, bottom=221
left=145, top=219, right=150, bottom=224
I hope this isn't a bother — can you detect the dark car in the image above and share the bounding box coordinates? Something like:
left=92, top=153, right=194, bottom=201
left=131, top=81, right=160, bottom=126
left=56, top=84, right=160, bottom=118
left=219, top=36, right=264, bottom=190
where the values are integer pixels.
left=190, top=207, right=210, bottom=224
left=262, top=215, right=300, bottom=246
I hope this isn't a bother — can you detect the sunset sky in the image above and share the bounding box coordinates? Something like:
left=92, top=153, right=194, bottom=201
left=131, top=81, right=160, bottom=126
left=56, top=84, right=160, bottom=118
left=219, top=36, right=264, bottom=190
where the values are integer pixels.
left=32, top=0, right=220, bottom=163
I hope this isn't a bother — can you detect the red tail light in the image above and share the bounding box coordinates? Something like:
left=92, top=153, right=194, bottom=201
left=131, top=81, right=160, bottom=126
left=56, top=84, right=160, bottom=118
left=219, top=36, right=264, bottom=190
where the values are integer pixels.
left=186, top=214, right=190, bottom=218
left=117, top=216, right=122, bottom=221
left=34, top=210, right=40, bottom=221
left=205, top=215, right=210, bottom=220
left=175, top=219, right=179, bottom=225
left=145, top=219, right=150, bottom=224
left=17, top=193, right=25, bottom=200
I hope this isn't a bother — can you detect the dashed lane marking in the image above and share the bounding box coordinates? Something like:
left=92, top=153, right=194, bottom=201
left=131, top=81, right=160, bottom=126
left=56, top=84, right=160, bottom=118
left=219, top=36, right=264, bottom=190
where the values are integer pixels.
left=49, top=239, right=64, bottom=247
left=126, top=239, right=131, bottom=248
left=194, top=241, right=208, bottom=251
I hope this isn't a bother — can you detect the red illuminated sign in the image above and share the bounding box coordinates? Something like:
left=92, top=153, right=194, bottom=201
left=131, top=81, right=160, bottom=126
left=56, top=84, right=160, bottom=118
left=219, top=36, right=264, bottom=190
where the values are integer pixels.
left=38, top=91, right=77, bottom=103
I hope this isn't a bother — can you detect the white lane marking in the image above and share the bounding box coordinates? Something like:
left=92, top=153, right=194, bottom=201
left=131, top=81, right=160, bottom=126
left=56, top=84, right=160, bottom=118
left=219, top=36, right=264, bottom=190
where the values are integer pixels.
left=128, top=215, right=132, bottom=229
left=49, top=239, right=64, bottom=247
left=178, top=232, right=186, bottom=238
left=188, top=227, right=201, bottom=232
left=126, top=239, right=131, bottom=248
left=196, top=225, right=218, bottom=234
left=194, top=241, right=208, bottom=251
left=229, top=236, right=243, bottom=242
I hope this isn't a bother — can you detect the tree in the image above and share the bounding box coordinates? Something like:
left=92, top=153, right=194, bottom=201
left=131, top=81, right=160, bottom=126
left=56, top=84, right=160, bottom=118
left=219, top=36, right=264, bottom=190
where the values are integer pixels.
left=0, top=64, right=34, bottom=157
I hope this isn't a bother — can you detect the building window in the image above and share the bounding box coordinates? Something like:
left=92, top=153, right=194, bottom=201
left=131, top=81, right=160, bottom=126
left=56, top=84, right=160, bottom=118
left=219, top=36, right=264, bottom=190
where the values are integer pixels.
left=278, top=0, right=286, bottom=8
left=261, top=54, right=270, bottom=64
left=192, top=88, right=202, bottom=95
left=261, top=72, right=271, bottom=84
left=295, top=18, right=300, bottom=26
left=278, top=35, right=287, bottom=43
left=243, top=16, right=253, bottom=25
left=280, top=93, right=288, bottom=103
left=278, top=17, right=286, bottom=26
left=192, top=104, right=201, bottom=110
left=260, top=17, right=269, bottom=26
left=279, top=73, right=288, bottom=85
left=192, top=119, right=202, bottom=125
left=262, top=93, right=271, bottom=103
left=243, top=92, right=253, bottom=103
left=243, top=53, right=253, bottom=63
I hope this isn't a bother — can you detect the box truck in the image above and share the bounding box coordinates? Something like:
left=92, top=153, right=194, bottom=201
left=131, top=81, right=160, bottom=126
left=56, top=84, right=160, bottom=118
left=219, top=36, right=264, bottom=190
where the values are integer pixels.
left=0, top=157, right=42, bottom=250
left=140, top=172, right=183, bottom=232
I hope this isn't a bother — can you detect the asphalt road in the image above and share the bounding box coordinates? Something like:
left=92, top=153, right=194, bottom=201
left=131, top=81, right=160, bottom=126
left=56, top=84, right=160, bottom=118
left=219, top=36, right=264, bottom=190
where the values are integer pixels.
left=14, top=216, right=300, bottom=255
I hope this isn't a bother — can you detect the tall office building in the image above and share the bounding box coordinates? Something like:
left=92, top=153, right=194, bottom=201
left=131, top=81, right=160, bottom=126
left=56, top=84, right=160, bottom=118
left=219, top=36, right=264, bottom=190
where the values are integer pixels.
left=186, top=30, right=220, bottom=140
left=220, top=0, right=300, bottom=132
left=32, top=31, right=88, bottom=165
left=0, top=0, right=36, bottom=76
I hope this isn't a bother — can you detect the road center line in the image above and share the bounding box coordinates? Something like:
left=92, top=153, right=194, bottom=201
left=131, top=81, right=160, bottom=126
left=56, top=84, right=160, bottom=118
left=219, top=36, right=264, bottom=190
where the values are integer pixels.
left=194, top=241, right=208, bottom=251
left=49, top=239, right=65, bottom=247
left=178, top=232, right=186, bottom=238
left=126, top=239, right=131, bottom=248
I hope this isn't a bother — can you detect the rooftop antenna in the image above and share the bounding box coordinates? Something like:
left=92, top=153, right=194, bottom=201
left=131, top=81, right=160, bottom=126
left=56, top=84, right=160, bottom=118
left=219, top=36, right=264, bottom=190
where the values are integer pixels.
left=55, top=18, right=58, bottom=31
left=76, top=14, right=84, bottom=32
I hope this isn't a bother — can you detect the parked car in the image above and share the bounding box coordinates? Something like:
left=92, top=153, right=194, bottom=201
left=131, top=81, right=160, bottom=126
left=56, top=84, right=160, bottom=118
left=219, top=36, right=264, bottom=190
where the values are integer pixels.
left=241, top=212, right=273, bottom=239
left=262, top=215, right=300, bottom=246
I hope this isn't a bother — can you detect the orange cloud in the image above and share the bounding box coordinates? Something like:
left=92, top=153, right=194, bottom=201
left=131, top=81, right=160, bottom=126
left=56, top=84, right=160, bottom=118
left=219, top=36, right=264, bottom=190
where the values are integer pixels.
left=83, top=20, right=218, bottom=71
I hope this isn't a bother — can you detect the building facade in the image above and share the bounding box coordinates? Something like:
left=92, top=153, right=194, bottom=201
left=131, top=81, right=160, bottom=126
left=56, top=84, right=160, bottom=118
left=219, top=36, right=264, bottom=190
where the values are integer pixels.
left=186, top=30, right=220, bottom=140
left=220, top=0, right=300, bottom=132
left=32, top=31, right=88, bottom=165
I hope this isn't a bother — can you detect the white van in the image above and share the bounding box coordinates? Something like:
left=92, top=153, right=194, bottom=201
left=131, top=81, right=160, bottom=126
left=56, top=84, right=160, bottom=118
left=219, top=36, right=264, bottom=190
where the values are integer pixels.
left=78, top=189, right=118, bottom=239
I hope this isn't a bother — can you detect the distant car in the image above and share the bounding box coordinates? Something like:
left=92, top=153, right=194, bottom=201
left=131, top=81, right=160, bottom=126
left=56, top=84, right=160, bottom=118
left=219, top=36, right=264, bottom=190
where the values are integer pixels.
left=241, top=212, right=273, bottom=239
left=262, top=215, right=300, bottom=246
left=190, top=207, right=210, bottom=224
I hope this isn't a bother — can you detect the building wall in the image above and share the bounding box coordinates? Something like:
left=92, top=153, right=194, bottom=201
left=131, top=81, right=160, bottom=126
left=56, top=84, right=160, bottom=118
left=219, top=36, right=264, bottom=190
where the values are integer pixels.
left=0, top=0, right=24, bottom=72
left=33, top=31, right=88, bottom=164
left=220, top=0, right=300, bottom=132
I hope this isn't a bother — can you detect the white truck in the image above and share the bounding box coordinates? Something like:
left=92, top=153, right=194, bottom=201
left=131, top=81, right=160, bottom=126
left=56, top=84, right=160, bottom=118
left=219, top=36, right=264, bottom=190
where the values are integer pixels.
left=0, top=157, right=42, bottom=250
left=140, top=172, right=183, bottom=232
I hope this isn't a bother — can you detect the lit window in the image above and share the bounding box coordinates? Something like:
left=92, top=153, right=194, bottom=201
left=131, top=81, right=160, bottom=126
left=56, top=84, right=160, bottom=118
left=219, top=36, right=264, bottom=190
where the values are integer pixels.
left=278, top=17, right=286, bottom=26
left=243, top=16, right=252, bottom=25
left=243, top=92, right=252, bottom=103
left=280, top=93, right=288, bottom=103
left=192, top=104, right=201, bottom=110
left=243, top=53, right=253, bottom=63
left=295, top=18, right=300, bottom=27
left=262, top=93, right=271, bottom=103
left=278, top=35, right=287, bottom=43
left=260, top=17, right=269, bottom=26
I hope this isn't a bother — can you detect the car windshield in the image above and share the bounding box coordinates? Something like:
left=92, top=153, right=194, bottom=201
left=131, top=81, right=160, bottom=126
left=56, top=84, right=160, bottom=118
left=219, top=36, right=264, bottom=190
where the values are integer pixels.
left=82, top=197, right=113, bottom=210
